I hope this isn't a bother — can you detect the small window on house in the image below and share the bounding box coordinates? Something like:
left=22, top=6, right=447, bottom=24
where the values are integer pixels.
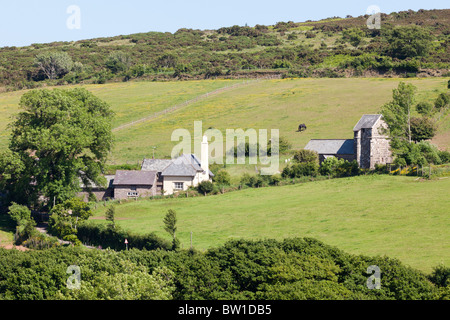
left=174, top=182, right=184, bottom=190
left=130, top=186, right=137, bottom=191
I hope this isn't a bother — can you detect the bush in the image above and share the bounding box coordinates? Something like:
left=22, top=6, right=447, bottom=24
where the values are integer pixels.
left=410, top=117, right=437, bottom=142
left=319, top=157, right=339, bottom=176
left=269, top=174, right=282, bottom=186
left=197, top=180, right=214, bottom=195
left=293, top=149, right=319, bottom=164
left=400, top=141, right=443, bottom=166
left=7, top=202, right=32, bottom=226
left=305, top=31, right=316, bottom=38
left=284, top=162, right=319, bottom=178
left=342, top=28, right=365, bottom=47
left=319, top=157, right=360, bottom=177
left=213, top=170, right=231, bottom=185
left=77, top=223, right=171, bottom=251
left=383, top=25, right=434, bottom=59
left=428, top=264, right=450, bottom=287
left=415, top=101, right=434, bottom=116
left=22, top=233, right=60, bottom=250
left=438, top=150, right=450, bottom=164
left=434, top=93, right=449, bottom=111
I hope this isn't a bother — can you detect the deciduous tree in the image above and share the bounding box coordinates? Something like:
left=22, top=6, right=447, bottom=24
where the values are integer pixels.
left=0, top=88, right=114, bottom=207
left=34, top=52, right=73, bottom=79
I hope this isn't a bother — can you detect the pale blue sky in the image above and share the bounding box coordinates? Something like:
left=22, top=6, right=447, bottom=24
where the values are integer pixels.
left=0, top=0, right=448, bottom=47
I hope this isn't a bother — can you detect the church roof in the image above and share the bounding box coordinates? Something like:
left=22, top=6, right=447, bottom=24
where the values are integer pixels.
left=353, top=114, right=382, bottom=131
left=305, top=139, right=355, bottom=155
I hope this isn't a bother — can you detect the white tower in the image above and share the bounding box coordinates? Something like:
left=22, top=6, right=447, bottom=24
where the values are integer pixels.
left=201, top=135, right=209, bottom=179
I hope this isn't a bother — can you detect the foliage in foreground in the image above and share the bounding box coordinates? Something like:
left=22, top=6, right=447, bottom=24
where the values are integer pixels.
left=0, top=238, right=447, bottom=300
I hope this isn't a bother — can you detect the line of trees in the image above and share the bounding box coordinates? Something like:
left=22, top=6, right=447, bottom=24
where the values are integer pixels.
left=381, top=81, right=450, bottom=167
left=0, top=237, right=448, bottom=300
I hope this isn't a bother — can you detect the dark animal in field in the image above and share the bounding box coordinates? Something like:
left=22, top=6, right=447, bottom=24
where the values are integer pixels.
left=297, top=123, right=307, bottom=132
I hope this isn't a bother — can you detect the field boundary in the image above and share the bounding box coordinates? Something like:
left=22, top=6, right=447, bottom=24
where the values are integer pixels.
left=111, top=77, right=277, bottom=132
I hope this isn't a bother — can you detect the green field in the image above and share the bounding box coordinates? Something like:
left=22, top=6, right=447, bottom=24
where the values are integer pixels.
left=0, top=79, right=243, bottom=151
left=90, top=175, right=450, bottom=273
left=0, top=78, right=449, bottom=165
left=0, top=78, right=449, bottom=271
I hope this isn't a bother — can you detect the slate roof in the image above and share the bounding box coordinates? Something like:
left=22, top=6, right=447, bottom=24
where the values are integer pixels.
left=305, top=139, right=355, bottom=155
left=353, top=114, right=382, bottom=131
left=162, top=162, right=198, bottom=177
left=161, top=154, right=214, bottom=177
left=141, top=159, right=172, bottom=172
left=113, top=170, right=157, bottom=186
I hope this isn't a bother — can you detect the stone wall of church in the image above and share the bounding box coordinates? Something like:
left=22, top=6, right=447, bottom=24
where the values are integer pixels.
left=369, top=119, right=393, bottom=169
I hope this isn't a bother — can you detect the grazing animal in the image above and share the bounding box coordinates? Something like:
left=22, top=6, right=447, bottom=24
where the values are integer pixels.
left=297, top=123, right=307, bottom=132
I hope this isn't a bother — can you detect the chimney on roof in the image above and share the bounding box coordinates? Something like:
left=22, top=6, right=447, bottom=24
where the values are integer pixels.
left=201, top=135, right=209, bottom=174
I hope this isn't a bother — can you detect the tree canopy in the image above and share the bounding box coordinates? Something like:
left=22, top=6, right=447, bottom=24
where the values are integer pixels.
left=381, top=82, right=416, bottom=148
left=0, top=88, right=114, bottom=208
left=34, top=51, right=74, bottom=80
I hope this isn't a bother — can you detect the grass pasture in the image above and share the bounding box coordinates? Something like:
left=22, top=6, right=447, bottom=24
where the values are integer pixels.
left=109, top=77, right=450, bottom=163
left=0, top=77, right=448, bottom=164
left=91, top=175, right=450, bottom=273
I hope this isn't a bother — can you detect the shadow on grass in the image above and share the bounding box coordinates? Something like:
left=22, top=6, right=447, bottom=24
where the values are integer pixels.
left=0, top=213, right=15, bottom=235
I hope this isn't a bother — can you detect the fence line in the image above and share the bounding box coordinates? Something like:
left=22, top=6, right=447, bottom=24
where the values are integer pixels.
left=111, top=76, right=278, bottom=132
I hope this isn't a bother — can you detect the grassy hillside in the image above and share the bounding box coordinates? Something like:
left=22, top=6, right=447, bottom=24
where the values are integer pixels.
left=89, top=174, right=450, bottom=273
left=0, top=77, right=449, bottom=166
left=0, top=79, right=242, bottom=150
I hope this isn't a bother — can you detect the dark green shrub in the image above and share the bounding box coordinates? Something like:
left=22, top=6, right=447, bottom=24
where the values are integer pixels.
left=438, top=150, right=450, bottom=164
left=293, top=149, right=319, bottom=164
left=415, top=101, right=434, bottom=116
left=197, top=180, right=214, bottom=195
left=428, top=265, right=450, bottom=287
left=77, top=222, right=171, bottom=251
left=214, top=169, right=231, bottom=185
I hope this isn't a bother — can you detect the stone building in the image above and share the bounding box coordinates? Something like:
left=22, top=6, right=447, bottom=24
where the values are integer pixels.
left=78, top=136, right=213, bottom=201
left=305, top=114, right=393, bottom=169
left=141, top=137, right=214, bottom=195
left=112, top=170, right=157, bottom=199
left=304, top=139, right=355, bottom=163
left=353, top=114, right=393, bottom=169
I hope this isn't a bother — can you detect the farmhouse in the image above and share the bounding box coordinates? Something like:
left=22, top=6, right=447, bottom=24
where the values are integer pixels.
left=79, top=135, right=214, bottom=200
left=305, top=114, right=393, bottom=169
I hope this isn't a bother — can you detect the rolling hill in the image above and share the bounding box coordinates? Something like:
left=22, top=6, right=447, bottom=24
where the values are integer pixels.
left=89, top=174, right=450, bottom=273
left=0, top=77, right=449, bottom=169
left=0, top=9, right=449, bottom=91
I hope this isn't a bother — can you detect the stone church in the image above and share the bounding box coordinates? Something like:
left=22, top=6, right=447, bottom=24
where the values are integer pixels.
left=305, top=114, right=393, bottom=169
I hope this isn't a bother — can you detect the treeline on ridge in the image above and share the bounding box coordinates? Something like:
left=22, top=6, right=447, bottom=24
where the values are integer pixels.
left=0, top=9, right=449, bottom=91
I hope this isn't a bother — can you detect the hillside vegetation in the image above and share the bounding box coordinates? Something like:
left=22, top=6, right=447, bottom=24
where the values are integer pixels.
left=0, top=237, right=447, bottom=300
left=0, top=9, right=449, bottom=91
